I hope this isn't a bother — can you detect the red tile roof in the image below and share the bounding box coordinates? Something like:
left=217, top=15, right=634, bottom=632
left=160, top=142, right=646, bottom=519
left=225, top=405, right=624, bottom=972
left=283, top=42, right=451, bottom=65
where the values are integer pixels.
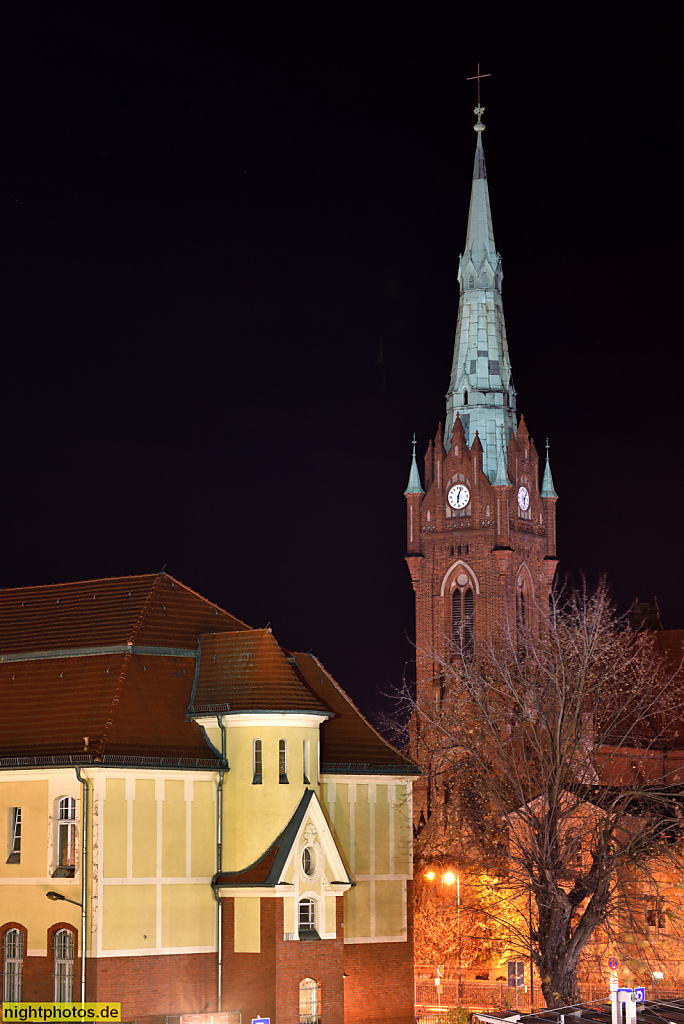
left=0, top=572, right=247, bottom=655
left=0, top=653, right=215, bottom=763
left=0, top=573, right=418, bottom=776
left=215, top=846, right=280, bottom=886
left=294, top=653, right=419, bottom=774
left=191, top=630, right=330, bottom=715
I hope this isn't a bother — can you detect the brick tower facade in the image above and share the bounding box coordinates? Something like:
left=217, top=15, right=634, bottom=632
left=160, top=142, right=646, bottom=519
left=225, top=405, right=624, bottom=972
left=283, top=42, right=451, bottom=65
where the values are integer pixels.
left=405, top=107, right=559, bottom=822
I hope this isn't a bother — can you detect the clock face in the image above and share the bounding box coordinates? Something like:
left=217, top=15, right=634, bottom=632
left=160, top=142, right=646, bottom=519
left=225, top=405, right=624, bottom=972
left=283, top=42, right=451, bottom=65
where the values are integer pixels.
left=518, top=486, right=530, bottom=511
left=448, top=484, right=470, bottom=509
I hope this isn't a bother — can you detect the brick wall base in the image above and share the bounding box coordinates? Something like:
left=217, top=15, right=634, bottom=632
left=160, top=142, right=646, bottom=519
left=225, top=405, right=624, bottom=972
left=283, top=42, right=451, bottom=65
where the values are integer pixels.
left=8, top=892, right=415, bottom=1024
left=343, top=940, right=415, bottom=1024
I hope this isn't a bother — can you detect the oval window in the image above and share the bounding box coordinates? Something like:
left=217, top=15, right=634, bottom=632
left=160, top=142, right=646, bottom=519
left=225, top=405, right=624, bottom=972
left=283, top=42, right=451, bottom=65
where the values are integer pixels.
left=302, top=846, right=316, bottom=876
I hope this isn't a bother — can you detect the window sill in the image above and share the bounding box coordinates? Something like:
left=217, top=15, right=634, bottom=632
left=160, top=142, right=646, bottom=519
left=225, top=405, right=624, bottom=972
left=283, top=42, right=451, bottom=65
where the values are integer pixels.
left=298, top=929, right=321, bottom=941
left=52, top=866, right=75, bottom=878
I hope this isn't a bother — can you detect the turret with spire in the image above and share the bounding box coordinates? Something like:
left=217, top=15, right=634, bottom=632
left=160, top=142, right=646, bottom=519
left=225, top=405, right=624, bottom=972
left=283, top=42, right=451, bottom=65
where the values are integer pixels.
left=445, top=105, right=516, bottom=480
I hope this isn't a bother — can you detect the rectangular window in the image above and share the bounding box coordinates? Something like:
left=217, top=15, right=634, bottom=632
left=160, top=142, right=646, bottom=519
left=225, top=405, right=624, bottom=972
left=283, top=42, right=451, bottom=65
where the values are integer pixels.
left=279, top=740, right=288, bottom=784
left=53, top=798, right=77, bottom=877
left=253, top=739, right=262, bottom=785
left=647, top=897, right=666, bottom=932
left=303, top=740, right=310, bottom=785
left=299, top=899, right=315, bottom=930
left=7, top=807, right=21, bottom=864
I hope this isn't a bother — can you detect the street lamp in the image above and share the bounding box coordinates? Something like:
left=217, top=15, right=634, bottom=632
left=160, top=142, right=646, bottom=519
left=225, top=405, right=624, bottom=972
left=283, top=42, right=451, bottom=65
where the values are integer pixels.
left=46, top=891, right=83, bottom=908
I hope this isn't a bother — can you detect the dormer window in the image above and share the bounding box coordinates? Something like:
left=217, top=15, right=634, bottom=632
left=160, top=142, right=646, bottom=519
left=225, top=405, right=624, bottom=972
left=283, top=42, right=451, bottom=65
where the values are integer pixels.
left=481, top=273, right=488, bottom=288
left=468, top=275, right=474, bottom=289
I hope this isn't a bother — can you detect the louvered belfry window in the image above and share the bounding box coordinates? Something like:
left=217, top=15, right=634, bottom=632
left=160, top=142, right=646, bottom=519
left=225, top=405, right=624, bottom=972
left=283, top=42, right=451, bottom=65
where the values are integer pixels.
left=452, top=588, right=475, bottom=655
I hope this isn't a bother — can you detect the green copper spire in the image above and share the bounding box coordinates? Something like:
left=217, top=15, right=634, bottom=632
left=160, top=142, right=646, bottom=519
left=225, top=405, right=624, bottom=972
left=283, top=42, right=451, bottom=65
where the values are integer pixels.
left=405, top=434, right=424, bottom=494
left=541, top=439, right=558, bottom=498
left=446, top=106, right=517, bottom=480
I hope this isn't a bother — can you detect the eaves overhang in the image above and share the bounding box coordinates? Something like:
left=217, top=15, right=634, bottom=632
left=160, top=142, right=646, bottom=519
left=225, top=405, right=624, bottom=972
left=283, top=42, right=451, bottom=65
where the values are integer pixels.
left=187, top=707, right=333, bottom=722
left=0, top=753, right=221, bottom=771
left=321, top=762, right=421, bottom=776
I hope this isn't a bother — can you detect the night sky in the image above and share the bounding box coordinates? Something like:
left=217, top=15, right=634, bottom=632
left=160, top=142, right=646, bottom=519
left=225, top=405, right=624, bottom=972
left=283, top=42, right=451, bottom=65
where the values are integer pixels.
left=1, top=3, right=682, bottom=718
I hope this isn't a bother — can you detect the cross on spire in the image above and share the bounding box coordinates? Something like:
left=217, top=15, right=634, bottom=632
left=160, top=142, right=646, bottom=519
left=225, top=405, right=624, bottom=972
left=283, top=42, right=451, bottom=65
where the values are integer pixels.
left=466, top=63, right=491, bottom=108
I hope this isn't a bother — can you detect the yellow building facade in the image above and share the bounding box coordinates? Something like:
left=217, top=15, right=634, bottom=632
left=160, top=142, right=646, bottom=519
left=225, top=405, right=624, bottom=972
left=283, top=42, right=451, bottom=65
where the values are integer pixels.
left=0, top=573, right=418, bottom=1024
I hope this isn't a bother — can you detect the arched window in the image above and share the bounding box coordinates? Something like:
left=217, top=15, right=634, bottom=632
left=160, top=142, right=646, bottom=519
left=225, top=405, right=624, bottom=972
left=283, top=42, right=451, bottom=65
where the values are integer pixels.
left=481, top=273, right=488, bottom=288
left=3, top=928, right=24, bottom=1001
left=468, top=275, right=474, bottom=289
left=452, top=588, right=475, bottom=656
left=54, top=798, right=76, bottom=878
left=463, top=390, right=468, bottom=406
left=53, top=929, right=74, bottom=1002
left=302, top=740, right=310, bottom=785
left=253, top=739, right=262, bottom=785
left=279, top=740, right=288, bottom=784
left=298, top=899, right=318, bottom=939
left=299, top=977, right=321, bottom=1023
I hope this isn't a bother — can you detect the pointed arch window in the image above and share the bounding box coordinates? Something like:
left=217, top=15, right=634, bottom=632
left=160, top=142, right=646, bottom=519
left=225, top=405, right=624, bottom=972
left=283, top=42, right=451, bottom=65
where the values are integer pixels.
left=517, top=577, right=530, bottom=652
left=463, top=390, right=468, bottom=406
left=3, top=928, right=24, bottom=1001
left=468, top=275, right=474, bottom=289
left=481, top=273, right=488, bottom=288
left=452, top=587, right=475, bottom=656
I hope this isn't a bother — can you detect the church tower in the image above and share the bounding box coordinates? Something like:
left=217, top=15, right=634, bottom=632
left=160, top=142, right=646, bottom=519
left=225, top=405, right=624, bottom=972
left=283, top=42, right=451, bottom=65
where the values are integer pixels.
left=405, top=105, right=559, bottom=726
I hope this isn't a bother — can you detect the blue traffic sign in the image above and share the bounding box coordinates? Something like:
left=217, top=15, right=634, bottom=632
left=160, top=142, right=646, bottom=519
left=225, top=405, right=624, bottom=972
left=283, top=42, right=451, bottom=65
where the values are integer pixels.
left=252, top=1018, right=270, bottom=1024
left=635, top=988, right=646, bottom=1003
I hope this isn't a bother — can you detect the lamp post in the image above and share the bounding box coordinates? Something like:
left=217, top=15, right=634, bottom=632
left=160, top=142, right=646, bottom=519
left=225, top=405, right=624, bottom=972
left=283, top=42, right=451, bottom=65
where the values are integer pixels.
left=46, top=891, right=83, bottom=908
left=458, top=873, right=462, bottom=1002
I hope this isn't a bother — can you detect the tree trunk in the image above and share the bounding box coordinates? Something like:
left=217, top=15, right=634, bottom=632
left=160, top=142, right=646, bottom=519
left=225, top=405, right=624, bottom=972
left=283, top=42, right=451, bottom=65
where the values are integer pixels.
left=539, top=953, right=582, bottom=1009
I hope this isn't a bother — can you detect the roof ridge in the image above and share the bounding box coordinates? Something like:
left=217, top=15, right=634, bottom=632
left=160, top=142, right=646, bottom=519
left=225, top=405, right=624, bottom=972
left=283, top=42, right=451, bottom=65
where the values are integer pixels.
left=0, top=572, right=163, bottom=594
left=127, top=573, right=163, bottom=646
left=293, top=652, right=414, bottom=764
left=161, top=573, right=252, bottom=630
left=94, top=650, right=133, bottom=759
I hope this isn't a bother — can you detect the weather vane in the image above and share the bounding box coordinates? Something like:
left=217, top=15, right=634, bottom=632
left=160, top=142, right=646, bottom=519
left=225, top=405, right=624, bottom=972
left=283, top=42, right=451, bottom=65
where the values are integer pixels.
left=466, top=62, right=491, bottom=114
